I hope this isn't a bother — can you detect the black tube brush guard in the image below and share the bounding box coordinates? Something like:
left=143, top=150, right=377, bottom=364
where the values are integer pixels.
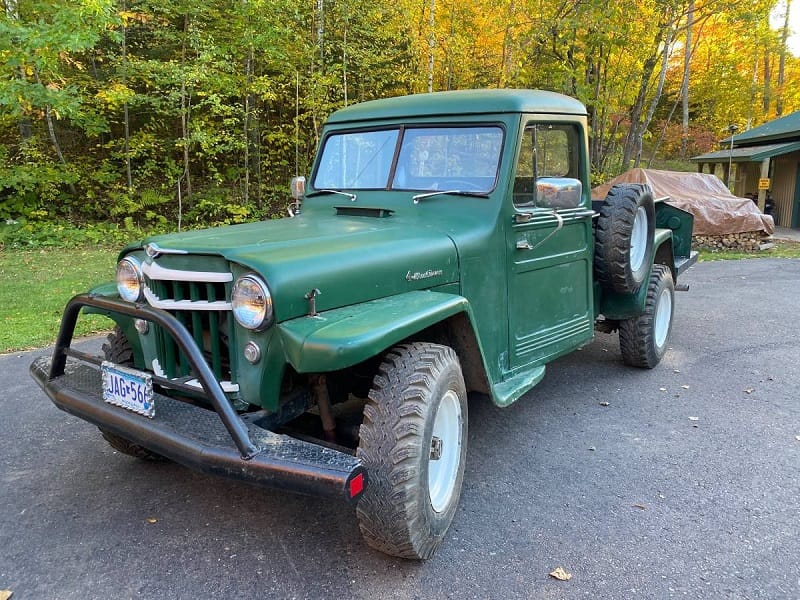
left=30, top=293, right=367, bottom=503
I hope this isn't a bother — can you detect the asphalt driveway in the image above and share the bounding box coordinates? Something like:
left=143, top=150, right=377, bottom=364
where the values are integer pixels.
left=1, top=258, right=798, bottom=599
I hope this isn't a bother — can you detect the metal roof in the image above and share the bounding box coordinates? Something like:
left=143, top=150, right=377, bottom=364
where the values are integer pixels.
left=326, top=89, right=587, bottom=124
left=721, top=110, right=800, bottom=145
left=690, top=141, right=800, bottom=163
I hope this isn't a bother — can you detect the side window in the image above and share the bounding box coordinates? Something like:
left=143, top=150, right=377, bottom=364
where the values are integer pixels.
left=513, top=123, right=582, bottom=209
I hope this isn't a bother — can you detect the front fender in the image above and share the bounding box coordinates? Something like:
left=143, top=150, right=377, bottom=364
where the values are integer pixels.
left=277, top=291, right=469, bottom=373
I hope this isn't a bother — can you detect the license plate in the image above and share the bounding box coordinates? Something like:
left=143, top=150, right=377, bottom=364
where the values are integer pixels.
left=101, top=361, right=155, bottom=418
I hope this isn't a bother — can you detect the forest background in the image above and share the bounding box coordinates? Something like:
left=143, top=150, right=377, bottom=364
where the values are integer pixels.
left=1, top=0, right=799, bottom=247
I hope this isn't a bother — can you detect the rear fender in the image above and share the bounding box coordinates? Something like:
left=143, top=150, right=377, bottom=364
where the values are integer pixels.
left=655, top=200, right=694, bottom=259
left=600, top=230, right=673, bottom=320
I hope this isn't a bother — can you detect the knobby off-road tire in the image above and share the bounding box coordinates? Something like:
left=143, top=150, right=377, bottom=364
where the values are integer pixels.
left=99, top=327, right=165, bottom=462
left=356, top=342, right=468, bottom=560
left=619, top=264, right=675, bottom=368
left=595, top=184, right=656, bottom=295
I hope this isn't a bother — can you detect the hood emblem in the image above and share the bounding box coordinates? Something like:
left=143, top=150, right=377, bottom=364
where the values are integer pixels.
left=406, top=269, right=443, bottom=282
left=145, top=243, right=188, bottom=259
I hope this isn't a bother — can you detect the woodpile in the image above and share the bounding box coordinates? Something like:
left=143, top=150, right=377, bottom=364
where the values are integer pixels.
left=692, top=231, right=767, bottom=252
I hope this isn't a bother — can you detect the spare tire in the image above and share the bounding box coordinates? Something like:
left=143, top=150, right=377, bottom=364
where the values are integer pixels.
left=595, top=183, right=655, bottom=294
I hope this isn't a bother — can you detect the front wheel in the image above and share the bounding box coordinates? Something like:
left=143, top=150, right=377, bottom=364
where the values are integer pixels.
left=619, top=264, right=675, bottom=368
left=356, top=342, right=468, bottom=559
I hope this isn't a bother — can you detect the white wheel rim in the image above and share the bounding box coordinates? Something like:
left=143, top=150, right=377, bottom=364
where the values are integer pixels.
left=428, top=389, right=462, bottom=513
left=654, top=287, right=673, bottom=348
left=630, top=206, right=648, bottom=272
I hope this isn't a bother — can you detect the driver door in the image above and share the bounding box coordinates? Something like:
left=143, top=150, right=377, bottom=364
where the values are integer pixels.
left=506, top=121, right=594, bottom=370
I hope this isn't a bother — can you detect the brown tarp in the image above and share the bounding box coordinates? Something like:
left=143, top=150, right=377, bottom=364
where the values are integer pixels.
left=591, top=168, right=774, bottom=236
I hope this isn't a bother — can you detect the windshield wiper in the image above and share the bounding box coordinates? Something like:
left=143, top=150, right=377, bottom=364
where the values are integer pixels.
left=306, top=189, right=357, bottom=202
left=412, top=190, right=489, bottom=204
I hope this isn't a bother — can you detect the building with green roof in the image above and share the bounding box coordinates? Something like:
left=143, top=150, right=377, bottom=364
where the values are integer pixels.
left=691, top=110, right=800, bottom=229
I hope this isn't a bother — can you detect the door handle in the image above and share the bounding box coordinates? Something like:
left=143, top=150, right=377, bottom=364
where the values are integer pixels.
left=515, top=212, right=564, bottom=252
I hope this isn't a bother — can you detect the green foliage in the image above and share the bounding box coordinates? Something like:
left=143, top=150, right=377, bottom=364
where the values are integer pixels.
left=0, top=217, right=156, bottom=249
left=184, top=186, right=254, bottom=227
left=107, top=188, right=171, bottom=227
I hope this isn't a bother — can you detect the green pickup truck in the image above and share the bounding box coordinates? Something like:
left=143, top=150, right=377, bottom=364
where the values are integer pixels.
left=32, top=89, right=696, bottom=560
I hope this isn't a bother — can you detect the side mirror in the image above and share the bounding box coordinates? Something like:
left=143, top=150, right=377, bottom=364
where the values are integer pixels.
left=290, top=176, right=306, bottom=200
left=536, top=177, right=582, bottom=210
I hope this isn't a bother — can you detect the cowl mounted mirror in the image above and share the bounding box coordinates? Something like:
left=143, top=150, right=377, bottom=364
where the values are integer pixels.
left=288, top=176, right=306, bottom=217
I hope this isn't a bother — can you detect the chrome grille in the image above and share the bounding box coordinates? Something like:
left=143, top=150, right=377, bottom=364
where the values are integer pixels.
left=142, top=259, right=237, bottom=388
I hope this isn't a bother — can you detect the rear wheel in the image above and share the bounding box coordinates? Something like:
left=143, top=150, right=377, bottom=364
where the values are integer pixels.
left=356, top=342, right=468, bottom=559
left=619, top=265, right=675, bottom=368
left=99, top=327, right=165, bottom=462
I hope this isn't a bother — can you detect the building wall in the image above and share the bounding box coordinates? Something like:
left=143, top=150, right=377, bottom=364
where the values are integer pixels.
left=733, top=162, right=761, bottom=198
left=772, top=151, right=800, bottom=227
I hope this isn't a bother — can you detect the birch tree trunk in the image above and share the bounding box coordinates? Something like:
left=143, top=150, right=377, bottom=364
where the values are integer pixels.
left=622, top=26, right=667, bottom=168
left=34, top=70, right=77, bottom=196
left=122, top=0, right=132, bottom=190
left=499, top=0, right=516, bottom=87
left=776, top=0, right=791, bottom=116
left=680, top=0, right=694, bottom=159
left=428, top=0, right=435, bottom=93
left=634, top=25, right=674, bottom=168
left=179, top=13, right=192, bottom=210
left=763, top=50, right=771, bottom=115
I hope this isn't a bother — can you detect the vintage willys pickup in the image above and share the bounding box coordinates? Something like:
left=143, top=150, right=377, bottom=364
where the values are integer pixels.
left=31, top=89, right=696, bottom=559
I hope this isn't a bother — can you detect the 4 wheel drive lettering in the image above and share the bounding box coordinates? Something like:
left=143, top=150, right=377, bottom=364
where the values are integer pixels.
left=31, top=89, right=697, bottom=561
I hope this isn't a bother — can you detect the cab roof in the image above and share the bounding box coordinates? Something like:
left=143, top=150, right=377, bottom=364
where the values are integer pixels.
left=325, top=89, right=587, bottom=125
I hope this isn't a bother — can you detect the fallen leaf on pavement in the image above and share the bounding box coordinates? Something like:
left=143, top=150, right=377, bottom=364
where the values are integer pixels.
left=681, top=385, right=690, bottom=389
left=688, top=416, right=700, bottom=421
left=0, top=591, right=13, bottom=600
left=659, top=387, right=667, bottom=391
left=146, top=517, right=158, bottom=524
left=795, top=436, right=800, bottom=442
left=599, top=401, right=610, bottom=407
left=549, top=567, right=572, bottom=581
left=632, top=504, right=646, bottom=510
left=744, top=388, right=754, bottom=394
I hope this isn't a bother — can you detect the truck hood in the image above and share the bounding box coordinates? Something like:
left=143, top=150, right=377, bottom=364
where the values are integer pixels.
left=139, top=213, right=459, bottom=321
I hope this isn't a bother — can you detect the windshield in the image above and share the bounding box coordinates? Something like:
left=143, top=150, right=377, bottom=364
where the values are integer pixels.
left=312, top=125, right=504, bottom=193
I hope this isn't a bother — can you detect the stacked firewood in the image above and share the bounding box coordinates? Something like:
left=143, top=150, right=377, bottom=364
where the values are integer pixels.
left=692, top=231, right=767, bottom=252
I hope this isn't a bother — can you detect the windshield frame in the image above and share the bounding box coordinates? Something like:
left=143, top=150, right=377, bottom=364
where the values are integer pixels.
left=310, top=122, right=506, bottom=195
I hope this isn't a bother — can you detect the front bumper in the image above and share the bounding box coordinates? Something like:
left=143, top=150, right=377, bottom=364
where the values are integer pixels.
left=31, top=294, right=367, bottom=503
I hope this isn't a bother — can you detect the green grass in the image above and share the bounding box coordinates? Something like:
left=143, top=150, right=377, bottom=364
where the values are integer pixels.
left=0, top=248, right=117, bottom=353
left=698, top=239, right=800, bottom=261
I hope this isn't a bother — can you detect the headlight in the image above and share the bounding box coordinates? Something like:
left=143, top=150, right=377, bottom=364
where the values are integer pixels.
left=231, top=274, right=273, bottom=330
left=116, top=256, right=144, bottom=302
